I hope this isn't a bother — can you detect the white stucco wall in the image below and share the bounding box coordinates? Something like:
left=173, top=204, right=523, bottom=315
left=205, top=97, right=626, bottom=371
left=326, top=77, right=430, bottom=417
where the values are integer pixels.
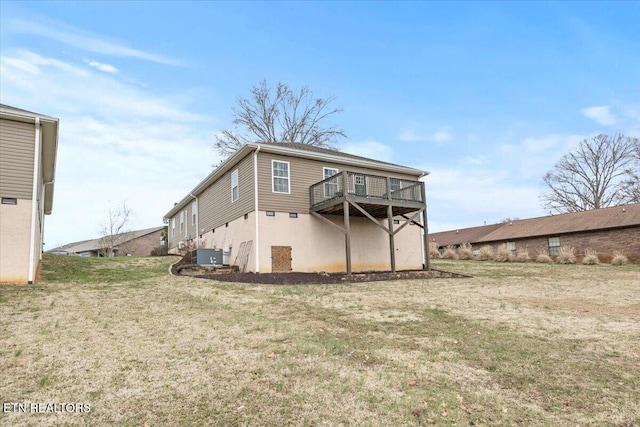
left=257, top=211, right=423, bottom=273
left=0, top=200, right=33, bottom=284
left=198, top=212, right=257, bottom=272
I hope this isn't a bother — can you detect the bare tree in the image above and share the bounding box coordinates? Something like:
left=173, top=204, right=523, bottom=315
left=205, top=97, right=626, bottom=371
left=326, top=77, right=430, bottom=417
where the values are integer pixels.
left=215, top=80, right=347, bottom=156
left=98, top=201, right=132, bottom=257
left=541, top=134, right=639, bottom=213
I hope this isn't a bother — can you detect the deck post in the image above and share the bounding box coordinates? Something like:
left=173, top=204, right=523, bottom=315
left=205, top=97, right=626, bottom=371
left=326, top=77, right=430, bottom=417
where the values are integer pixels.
left=420, top=181, right=430, bottom=271
left=344, top=200, right=352, bottom=276
left=387, top=204, right=396, bottom=273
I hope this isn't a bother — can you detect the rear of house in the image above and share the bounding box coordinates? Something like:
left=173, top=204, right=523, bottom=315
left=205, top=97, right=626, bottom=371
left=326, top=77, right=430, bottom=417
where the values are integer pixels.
left=0, top=105, right=58, bottom=284
left=165, top=143, right=429, bottom=273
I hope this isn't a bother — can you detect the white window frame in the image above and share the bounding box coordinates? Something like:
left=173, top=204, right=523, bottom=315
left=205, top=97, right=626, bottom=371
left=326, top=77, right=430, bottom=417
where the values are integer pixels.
left=548, top=237, right=560, bottom=256
left=272, top=160, right=290, bottom=194
left=506, top=241, right=516, bottom=254
left=180, top=210, right=185, bottom=233
left=231, top=169, right=239, bottom=202
left=171, top=218, right=175, bottom=238
left=191, top=201, right=197, bottom=226
left=323, top=167, right=339, bottom=198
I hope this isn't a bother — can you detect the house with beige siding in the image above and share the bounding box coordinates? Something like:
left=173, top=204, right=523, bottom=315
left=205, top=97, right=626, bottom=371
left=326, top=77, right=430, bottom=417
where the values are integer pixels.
left=164, top=143, right=430, bottom=274
left=0, top=104, right=59, bottom=284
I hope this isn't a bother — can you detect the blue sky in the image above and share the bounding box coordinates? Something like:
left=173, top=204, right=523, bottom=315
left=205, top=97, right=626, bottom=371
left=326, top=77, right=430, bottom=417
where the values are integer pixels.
left=1, top=1, right=639, bottom=248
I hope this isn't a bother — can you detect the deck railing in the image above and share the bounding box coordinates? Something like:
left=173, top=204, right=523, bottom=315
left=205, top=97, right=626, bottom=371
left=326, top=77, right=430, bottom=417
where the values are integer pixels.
left=310, top=171, right=424, bottom=207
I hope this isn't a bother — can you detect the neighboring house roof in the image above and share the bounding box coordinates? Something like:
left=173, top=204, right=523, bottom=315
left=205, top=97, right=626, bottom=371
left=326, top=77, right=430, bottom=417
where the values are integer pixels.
left=164, top=142, right=430, bottom=219
left=476, top=203, right=640, bottom=243
left=429, top=223, right=504, bottom=247
left=430, top=203, right=640, bottom=246
left=48, top=226, right=165, bottom=254
left=0, top=103, right=59, bottom=214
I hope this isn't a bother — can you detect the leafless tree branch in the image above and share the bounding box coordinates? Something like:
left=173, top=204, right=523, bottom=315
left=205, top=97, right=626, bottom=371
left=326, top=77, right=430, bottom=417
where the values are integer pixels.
left=541, top=134, right=639, bottom=214
left=98, top=201, right=132, bottom=257
left=215, top=81, right=347, bottom=156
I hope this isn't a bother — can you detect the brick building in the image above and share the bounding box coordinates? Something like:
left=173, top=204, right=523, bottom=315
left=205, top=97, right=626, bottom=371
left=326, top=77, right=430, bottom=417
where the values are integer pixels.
left=48, top=226, right=166, bottom=257
left=430, top=203, right=640, bottom=261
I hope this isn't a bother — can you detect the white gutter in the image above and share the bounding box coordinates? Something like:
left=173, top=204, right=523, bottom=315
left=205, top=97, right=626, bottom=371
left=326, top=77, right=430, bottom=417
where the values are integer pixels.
left=28, top=118, right=41, bottom=284
left=39, top=181, right=52, bottom=260
left=253, top=144, right=261, bottom=272
left=189, top=192, right=199, bottom=248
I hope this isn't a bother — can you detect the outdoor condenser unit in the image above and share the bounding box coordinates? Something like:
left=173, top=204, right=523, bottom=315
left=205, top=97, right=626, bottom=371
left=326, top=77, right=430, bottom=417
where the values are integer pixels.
left=191, top=249, right=223, bottom=266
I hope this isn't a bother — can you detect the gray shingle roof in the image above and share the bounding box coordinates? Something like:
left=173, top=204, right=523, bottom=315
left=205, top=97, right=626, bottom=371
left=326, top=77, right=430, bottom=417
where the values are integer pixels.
left=429, top=203, right=640, bottom=246
left=264, top=142, right=410, bottom=169
left=48, top=226, right=164, bottom=253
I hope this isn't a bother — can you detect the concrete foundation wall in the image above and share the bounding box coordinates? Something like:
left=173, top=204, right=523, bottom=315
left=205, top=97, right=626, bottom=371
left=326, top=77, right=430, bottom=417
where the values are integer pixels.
left=258, top=211, right=423, bottom=273
left=0, top=200, right=33, bottom=284
left=198, top=212, right=257, bottom=271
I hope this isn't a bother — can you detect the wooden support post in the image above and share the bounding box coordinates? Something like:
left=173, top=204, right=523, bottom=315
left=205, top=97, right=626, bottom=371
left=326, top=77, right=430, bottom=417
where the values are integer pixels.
left=342, top=170, right=349, bottom=195
left=344, top=200, right=352, bottom=276
left=420, top=182, right=430, bottom=271
left=387, top=204, right=396, bottom=273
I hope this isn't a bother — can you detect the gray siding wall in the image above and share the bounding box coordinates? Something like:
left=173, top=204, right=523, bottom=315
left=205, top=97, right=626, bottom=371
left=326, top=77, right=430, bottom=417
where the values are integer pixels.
left=256, top=152, right=420, bottom=213
left=0, top=118, right=35, bottom=199
left=168, top=152, right=255, bottom=248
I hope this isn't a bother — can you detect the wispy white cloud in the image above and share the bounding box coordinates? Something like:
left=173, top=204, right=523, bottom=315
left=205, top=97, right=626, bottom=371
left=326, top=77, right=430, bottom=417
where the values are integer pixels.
left=1, top=50, right=215, bottom=247
left=85, top=59, right=118, bottom=74
left=581, top=105, right=616, bottom=126
left=423, top=166, right=544, bottom=232
left=397, top=128, right=452, bottom=143
left=429, top=130, right=452, bottom=143
left=341, top=140, right=394, bottom=162
left=7, top=17, right=185, bottom=67
left=2, top=51, right=202, bottom=122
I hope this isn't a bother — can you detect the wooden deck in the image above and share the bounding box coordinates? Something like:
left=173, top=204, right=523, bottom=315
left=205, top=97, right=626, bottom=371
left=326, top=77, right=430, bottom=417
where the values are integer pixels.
left=308, top=171, right=430, bottom=274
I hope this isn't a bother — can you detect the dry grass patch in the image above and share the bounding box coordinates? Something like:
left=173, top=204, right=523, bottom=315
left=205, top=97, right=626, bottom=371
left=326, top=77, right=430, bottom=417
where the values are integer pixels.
left=582, top=248, right=600, bottom=265
left=557, top=245, right=577, bottom=264
left=611, top=251, right=629, bottom=266
left=441, top=245, right=458, bottom=260
left=477, top=244, right=495, bottom=261
left=494, top=243, right=514, bottom=262
left=1, top=255, right=639, bottom=426
left=536, top=249, right=553, bottom=263
left=457, top=242, right=473, bottom=260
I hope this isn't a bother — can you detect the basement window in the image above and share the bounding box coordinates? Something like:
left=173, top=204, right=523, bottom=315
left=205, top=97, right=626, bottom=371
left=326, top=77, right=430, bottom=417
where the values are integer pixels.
left=1, top=197, right=17, bottom=205
left=244, top=213, right=249, bottom=220
left=393, top=219, right=400, bottom=225
left=548, top=237, right=560, bottom=256
left=266, top=211, right=275, bottom=217
left=289, top=212, right=298, bottom=218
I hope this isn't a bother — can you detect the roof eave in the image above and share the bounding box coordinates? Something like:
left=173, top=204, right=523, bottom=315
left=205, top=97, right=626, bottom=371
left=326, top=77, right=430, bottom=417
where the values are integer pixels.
left=163, top=144, right=255, bottom=219
left=249, top=142, right=429, bottom=177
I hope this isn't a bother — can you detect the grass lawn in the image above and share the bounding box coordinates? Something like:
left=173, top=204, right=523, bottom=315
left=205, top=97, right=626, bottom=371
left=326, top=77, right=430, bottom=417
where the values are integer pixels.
left=1, top=255, right=638, bottom=426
